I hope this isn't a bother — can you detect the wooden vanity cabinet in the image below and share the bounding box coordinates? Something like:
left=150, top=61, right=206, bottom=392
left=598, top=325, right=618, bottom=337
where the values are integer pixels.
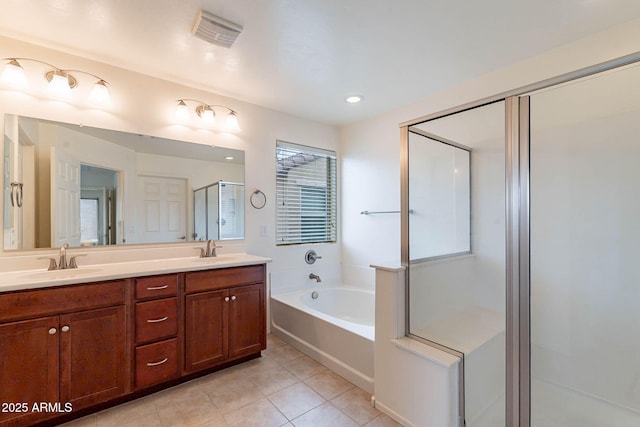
left=184, top=265, right=266, bottom=373
left=0, top=280, right=127, bottom=427
left=0, top=262, right=266, bottom=426
left=133, top=274, right=180, bottom=389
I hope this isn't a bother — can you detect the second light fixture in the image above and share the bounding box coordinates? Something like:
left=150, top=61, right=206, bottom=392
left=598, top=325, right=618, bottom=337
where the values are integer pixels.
left=176, top=99, right=240, bottom=132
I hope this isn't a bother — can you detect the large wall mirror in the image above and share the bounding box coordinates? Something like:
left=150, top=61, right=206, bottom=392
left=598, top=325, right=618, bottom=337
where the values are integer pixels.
left=3, top=114, right=245, bottom=250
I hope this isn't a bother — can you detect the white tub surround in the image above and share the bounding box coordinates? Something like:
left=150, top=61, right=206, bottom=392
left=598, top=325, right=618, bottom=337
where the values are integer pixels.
left=372, top=264, right=461, bottom=427
left=271, top=284, right=374, bottom=393
left=0, top=253, right=270, bottom=292
left=274, top=286, right=374, bottom=338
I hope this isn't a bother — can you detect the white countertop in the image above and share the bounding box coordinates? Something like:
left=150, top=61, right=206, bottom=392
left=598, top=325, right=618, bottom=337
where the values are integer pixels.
left=0, top=253, right=271, bottom=293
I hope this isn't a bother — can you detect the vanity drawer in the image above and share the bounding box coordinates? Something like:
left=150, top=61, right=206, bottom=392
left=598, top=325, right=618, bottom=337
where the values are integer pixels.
left=135, top=338, right=178, bottom=388
left=135, top=274, right=178, bottom=300
left=185, top=265, right=265, bottom=293
left=135, top=297, right=177, bottom=344
left=0, top=280, right=126, bottom=323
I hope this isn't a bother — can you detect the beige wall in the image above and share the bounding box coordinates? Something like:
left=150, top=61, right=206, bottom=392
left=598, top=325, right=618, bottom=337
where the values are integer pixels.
left=0, top=35, right=340, bottom=275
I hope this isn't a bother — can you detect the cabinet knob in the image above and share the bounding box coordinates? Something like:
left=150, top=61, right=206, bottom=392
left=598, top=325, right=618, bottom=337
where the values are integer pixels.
left=48, top=328, right=57, bottom=335
left=61, top=325, right=70, bottom=332
left=224, top=297, right=230, bottom=302
left=231, top=295, right=237, bottom=301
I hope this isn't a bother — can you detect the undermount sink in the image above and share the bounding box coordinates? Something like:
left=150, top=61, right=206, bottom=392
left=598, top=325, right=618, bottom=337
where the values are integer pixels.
left=192, top=255, right=243, bottom=263
left=25, top=267, right=103, bottom=281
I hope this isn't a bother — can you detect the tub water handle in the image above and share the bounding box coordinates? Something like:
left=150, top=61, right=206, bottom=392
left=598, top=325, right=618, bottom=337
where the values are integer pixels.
left=305, top=250, right=322, bottom=264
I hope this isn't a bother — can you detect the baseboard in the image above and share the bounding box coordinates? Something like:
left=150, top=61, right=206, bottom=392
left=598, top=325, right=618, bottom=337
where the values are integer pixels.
left=372, top=397, right=415, bottom=427
left=271, top=321, right=374, bottom=393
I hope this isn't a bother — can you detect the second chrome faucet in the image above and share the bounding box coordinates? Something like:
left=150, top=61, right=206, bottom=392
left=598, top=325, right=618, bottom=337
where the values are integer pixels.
left=199, top=239, right=222, bottom=258
left=309, top=273, right=322, bottom=283
left=41, top=243, right=85, bottom=270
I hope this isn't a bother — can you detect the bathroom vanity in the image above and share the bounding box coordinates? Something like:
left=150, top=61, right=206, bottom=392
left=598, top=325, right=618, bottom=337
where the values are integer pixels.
left=0, top=255, right=267, bottom=426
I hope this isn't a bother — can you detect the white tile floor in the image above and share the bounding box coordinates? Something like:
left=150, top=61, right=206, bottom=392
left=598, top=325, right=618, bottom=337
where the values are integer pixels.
left=62, top=334, right=401, bottom=427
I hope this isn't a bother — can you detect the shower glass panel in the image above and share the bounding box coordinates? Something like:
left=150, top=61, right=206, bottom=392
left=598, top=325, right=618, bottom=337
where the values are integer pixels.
left=529, top=63, right=640, bottom=426
left=219, top=182, right=244, bottom=240
left=193, top=187, right=206, bottom=240
left=408, top=130, right=470, bottom=260
left=194, top=181, right=245, bottom=241
left=207, top=185, right=219, bottom=240
left=408, top=101, right=506, bottom=427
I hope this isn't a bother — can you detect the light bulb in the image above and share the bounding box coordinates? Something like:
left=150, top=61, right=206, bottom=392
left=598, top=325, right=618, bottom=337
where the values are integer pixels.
left=1, top=59, right=28, bottom=89
left=47, top=70, right=72, bottom=99
left=225, top=111, right=240, bottom=132
left=90, top=79, right=111, bottom=107
left=200, top=106, right=216, bottom=126
left=175, top=100, right=189, bottom=122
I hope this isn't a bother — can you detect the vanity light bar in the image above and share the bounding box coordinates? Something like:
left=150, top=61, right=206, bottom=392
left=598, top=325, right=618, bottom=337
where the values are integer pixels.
left=175, top=99, right=241, bottom=132
left=0, top=57, right=111, bottom=107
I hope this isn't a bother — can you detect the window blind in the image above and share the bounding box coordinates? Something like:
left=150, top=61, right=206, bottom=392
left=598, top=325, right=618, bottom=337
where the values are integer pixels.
left=276, top=140, right=337, bottom=245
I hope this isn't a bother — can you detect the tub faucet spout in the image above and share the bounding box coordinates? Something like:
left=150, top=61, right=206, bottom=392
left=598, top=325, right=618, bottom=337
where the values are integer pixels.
left=309, top=273, right=321, bottom=283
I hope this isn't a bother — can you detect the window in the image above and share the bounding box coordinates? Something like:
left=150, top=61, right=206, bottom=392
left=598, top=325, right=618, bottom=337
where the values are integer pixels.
left=276, top=140, right=337, bottom=245
left=80, top=198, right=99, bottom=244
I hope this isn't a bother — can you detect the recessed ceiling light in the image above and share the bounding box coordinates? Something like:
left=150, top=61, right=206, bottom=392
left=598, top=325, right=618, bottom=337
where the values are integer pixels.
left=225, top=156, right=234, bottom=160
left=345, top=95, right=363, bottom=104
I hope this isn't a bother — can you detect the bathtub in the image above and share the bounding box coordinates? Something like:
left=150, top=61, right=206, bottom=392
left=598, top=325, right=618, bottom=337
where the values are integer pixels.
left=270, top=286, right=375, bottom=393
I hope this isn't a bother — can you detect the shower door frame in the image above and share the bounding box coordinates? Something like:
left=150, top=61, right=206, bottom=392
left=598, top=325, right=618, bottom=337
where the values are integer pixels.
left=400, top=50, right=640, bottom=427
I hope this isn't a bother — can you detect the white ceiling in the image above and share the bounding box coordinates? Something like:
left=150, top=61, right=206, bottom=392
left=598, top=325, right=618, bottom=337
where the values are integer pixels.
left=1, top=0, right=640, bottom=125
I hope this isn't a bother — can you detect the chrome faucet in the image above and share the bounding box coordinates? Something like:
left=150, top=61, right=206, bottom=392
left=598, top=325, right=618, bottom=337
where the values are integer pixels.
left=200, top=240, right=222, bottom=258
left=309, top=273, right=322, bottom=283
left=40, top=243, right=84, bottom=270
left=58, top=243, right=69, bottom=269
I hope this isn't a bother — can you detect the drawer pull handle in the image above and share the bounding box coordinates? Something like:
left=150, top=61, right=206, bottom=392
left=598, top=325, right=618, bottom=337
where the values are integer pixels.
left=147, top=316, right=169, bottom=323
left=146, top=358, right=168, bottom=367
left=146, top=285, right=169, bottom=291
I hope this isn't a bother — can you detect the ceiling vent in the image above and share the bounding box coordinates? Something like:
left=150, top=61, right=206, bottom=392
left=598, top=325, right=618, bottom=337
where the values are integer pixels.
left=192, top=10, right=243, bottom=48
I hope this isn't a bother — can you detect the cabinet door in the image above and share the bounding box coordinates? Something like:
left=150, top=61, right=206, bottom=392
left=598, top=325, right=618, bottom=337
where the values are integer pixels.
left=228, top=284, right=265, bottom=359
left=0, top=316, right=59, bottom=426
left=59, top=306, right=126, bottom=409
left=185, top=290, right=228, bottom=372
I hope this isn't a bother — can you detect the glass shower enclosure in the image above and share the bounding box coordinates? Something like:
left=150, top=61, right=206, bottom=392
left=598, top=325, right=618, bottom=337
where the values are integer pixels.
left=402, top=55, right=640, bottom=426
left=406, top=101, right=506, bottom=427
left=193, top=181, right=244, bottom=241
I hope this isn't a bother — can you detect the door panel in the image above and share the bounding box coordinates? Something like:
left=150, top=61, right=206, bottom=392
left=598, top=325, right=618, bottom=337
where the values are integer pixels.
left=50, top=147, right=81, bottom=247
left=529, top=63, right=640, bottom=426
left=0, top=316, right=59, bottom=426
left=184, top=290, right=228, bottom=372
left=228, top=284, right=265, bottom=359
left=59, top=306, right=126, bottom=409
left=136, top=175, right=187, bottom=243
